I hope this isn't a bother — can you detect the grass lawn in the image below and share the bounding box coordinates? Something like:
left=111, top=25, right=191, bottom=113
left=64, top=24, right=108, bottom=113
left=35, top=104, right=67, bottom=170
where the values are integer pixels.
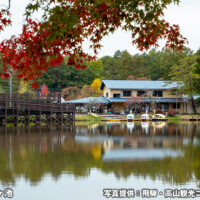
left=75, top=114, right=104, bottom=121
left=167, top=115, right=181, bottom=120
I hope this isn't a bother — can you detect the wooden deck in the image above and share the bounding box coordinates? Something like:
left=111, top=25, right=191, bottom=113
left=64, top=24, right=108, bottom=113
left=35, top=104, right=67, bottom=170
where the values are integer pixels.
left=0, top=93, right=75, bottom=126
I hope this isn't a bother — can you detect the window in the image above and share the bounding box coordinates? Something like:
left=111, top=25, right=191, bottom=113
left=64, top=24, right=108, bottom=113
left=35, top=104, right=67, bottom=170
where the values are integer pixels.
left=113, top=93, right=120, bottom=98
left=153, top=91, right=163, bottom=97
left=137, top=91, right=147, bottom=97
left=106, top=92, right=108, bottom=97
left=161, top=103, right=169, bottom=112
left=123, top=91, right=132, bottom=97
left=173, top=103, right=180, bottom=109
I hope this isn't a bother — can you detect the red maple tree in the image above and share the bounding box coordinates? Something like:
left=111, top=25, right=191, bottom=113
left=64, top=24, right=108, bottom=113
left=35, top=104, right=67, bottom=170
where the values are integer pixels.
left=0, top=0, right=187, bottom=89
left=40, top=83, right=50, bottom=97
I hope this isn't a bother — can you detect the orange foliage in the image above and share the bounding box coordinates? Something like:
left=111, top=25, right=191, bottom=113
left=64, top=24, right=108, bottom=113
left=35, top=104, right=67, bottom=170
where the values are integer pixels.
left=62, top=86, right=81, bottom=101
left=127, top=75, right=135, bottom=80
left=136, top=77, right=151, bottom=80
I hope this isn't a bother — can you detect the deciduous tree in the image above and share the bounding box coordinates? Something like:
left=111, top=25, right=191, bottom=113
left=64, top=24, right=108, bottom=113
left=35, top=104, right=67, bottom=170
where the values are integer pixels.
left=170, top=55, right=200, bottom=114
left=0, top=0, right=186, bottom=88
left=62, top=86, right=81, bottom=100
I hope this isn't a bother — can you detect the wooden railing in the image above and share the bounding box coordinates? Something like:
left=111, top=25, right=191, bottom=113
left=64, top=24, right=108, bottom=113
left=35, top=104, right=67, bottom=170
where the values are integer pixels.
left=0, top=93, right=75, bottom=113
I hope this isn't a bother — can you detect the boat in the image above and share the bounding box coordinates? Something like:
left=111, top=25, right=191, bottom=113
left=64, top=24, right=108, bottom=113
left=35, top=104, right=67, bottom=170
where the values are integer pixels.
left=127, top=113, right=135, bottom=121
left=141, top=111, right=150, bottom=121
left=152, top=114, right=168, bottom=121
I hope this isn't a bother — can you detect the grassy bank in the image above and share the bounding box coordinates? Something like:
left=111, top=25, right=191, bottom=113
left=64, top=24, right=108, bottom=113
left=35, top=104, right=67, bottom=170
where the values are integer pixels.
left=75, top=113, right=199, bottom=122
left=75, top=114, right=104, bottom=121
left=167, top=115, right=181, bottom=120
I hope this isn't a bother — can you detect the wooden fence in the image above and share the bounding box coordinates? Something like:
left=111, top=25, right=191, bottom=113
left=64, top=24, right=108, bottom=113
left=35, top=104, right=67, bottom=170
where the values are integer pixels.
left=0, top=93, right=75, bottom=126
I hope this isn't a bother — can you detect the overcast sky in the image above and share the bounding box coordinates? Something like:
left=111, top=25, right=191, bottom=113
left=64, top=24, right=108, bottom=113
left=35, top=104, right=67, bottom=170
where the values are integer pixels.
left=0, top=0, right=200, bottom=58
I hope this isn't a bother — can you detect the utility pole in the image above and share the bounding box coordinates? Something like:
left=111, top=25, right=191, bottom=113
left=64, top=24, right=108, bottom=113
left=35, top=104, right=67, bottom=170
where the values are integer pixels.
left=9, top=69, right=13, bottom=107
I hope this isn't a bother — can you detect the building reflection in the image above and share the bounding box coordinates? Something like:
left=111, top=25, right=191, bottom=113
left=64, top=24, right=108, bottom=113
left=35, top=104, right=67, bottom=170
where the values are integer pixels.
left=0, top=122, right=199, bottom=185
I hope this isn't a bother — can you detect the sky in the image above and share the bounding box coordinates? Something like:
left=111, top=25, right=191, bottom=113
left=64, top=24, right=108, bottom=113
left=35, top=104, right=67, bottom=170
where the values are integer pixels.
left=0, top=0, right=200, bottom=58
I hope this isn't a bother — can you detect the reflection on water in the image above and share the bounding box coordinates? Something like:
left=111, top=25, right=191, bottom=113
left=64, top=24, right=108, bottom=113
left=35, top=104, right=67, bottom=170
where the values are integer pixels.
left=0, top=122, right=200, bottom=199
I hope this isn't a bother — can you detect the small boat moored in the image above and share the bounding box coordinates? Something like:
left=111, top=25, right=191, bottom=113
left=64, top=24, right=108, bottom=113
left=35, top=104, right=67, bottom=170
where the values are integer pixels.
left=141, top=111, right=150, bottom=121
left=152, top=114, right=168, bottom=121
left=127, top=113, right=135, bottom=121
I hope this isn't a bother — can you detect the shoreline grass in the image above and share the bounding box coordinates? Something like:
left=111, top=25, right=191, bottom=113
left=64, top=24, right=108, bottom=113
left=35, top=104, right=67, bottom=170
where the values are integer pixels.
left=75, top=114, right=104, bottom=121
left=75, top=114, right=199, bottom=122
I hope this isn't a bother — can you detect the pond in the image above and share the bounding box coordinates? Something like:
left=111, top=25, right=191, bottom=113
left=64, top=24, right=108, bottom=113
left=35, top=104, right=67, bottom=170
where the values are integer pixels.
left=0, top=121, right=200, bottom=200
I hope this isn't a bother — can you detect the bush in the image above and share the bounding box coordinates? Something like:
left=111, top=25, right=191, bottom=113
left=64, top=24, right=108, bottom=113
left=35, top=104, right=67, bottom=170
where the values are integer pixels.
left=168, top=109, right=176, bottom=116
left=155, top=108, right=164, bottom=114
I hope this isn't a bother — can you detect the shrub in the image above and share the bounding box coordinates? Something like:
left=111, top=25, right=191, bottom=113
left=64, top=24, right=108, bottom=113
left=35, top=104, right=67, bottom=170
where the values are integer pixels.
left=168, top=109, right=176, bottom=116
left=155, top=108, right=164, bottom=114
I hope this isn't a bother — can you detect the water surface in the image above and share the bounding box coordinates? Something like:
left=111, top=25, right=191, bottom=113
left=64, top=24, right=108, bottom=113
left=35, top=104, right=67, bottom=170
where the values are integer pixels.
left=0, top=122, right=200, bottom=199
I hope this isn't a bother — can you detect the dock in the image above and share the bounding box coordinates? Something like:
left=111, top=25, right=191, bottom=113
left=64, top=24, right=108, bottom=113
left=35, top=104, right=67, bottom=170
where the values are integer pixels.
left=0, top=93, right=75, bottom=126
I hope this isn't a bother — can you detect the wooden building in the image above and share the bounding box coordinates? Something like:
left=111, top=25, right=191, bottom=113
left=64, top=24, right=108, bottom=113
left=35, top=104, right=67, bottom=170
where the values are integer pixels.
left=100, top=80, right=200, bottom=114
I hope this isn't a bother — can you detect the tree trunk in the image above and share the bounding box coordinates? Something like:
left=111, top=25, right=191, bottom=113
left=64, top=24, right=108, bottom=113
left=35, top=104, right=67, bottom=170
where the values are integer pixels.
left=191, top=96, right=197, bottom=114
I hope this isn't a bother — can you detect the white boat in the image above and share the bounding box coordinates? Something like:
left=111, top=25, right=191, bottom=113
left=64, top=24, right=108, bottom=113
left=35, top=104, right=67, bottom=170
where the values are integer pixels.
left=152, top=114, right=167, bottom=121
left=141, top=111, right=150, bottom=121
left=127, top=113, right=135, bottom=121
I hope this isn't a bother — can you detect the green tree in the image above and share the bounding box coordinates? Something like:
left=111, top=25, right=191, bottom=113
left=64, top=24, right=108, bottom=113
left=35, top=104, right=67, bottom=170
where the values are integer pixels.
left=144, top=47, right=193, bottom=80
left=170, top=55, right=200, bottom=113
left=119, top=51, right=146, bottom=79
left=100, top=55, right=120, bottom=80
left=38, top=60, right=103, bottom=90
left=100, top=50, right=147, bottom=80
left=100, top=48, right=193, bottom=81
left=193, top=49, right=200, bottom=94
